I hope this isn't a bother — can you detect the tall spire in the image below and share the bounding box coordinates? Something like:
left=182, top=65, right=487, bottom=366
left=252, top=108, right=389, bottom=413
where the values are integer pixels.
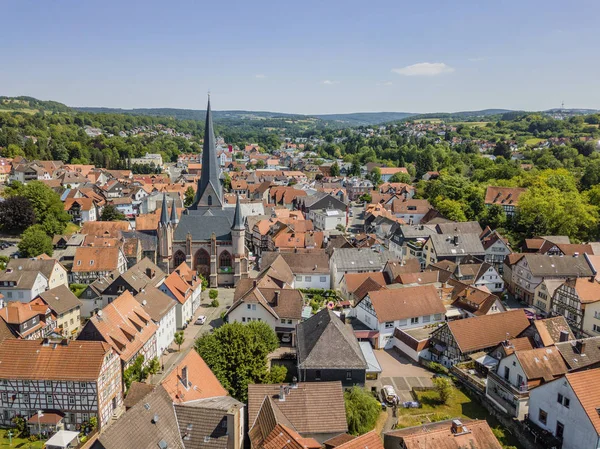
left=231, top=194, right=244, bottom=231
left=192, top=95, right=223, bottom=208
left=160, top=193, right=169, bottom=226
left=170, top=199, right=178, bottom=224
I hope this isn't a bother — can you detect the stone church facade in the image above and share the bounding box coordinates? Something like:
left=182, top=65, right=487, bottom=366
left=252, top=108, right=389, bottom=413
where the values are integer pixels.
left=157, top=97, right=249, bottom=287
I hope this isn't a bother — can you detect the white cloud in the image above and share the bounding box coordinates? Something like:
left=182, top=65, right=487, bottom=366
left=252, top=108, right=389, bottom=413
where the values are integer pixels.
left=322, top=80, right=339, bottom=85
left=255, top=74, right=266, bottom=79
left=392, top=62, right=454, bottom=76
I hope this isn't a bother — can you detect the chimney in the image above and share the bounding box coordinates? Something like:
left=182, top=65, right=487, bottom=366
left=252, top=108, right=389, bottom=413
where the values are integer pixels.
left=576, top=340, right=586, bottom=355
left=451, top=419, right=469, bottom=435
left=273, top=291, right=280, bottom=306
left=290, top=376, right=298, bottom=389
left=61, top=339, right=69, bottom=346
left=279, top=385, right=286, bottom=401
left=559, top=330, right=570, bottom=342
left=574, top=252, right=579, bottom=258
left=253, top=280, right=257, bottom=288
left=146, top=268, right=152, bottom=278
left=453, top=235, right=459, bottom=245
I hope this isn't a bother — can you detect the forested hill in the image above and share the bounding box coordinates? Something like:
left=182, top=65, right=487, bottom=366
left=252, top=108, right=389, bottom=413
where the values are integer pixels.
left=0, top=96, right=73, bottom=114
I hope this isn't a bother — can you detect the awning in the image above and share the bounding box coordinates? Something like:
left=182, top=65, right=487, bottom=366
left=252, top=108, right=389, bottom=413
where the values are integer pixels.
left=359, top=342, right=382, bottom=373
left=275, top=327, right=294, bottom=333
left=45, top=430, right=79, bottom=448
left=445, top=307, right=463, bottom=318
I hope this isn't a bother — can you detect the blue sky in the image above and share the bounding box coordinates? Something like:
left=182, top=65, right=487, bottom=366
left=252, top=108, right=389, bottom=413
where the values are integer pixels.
left=1, top=0, right=599, bottom=114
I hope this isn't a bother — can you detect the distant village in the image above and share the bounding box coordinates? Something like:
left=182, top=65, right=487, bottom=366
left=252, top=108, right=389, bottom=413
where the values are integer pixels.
left=0, top=104, right=599, bottom=449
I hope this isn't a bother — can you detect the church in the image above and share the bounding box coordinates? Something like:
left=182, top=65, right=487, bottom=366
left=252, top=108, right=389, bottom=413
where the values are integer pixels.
left=157, top=97, right=249, bottom=287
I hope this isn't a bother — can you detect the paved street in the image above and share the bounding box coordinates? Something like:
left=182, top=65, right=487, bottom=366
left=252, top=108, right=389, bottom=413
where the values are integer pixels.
left=0, top=237, right=19, bottom=259
left=347, top=205, right=365, bottom=234
left=151, top=287, right=235, bottom=383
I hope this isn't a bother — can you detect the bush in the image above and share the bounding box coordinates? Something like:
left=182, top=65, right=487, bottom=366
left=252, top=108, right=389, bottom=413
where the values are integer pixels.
left=209, top=289, right=218, bottom=300
left=433, top=377, right=453, bottom=404
left=426, top=361, right=449, bottom=375
left=345, top=387, right=381, bottom=435
left=211, top=298, right=219, bottom=307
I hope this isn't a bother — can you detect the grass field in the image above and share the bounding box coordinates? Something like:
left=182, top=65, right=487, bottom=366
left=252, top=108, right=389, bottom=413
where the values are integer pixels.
left=0, top=433, right=43, bottom=449
left=396, top=386, right=521, bottom=448
left=64, top=222, right=81, bottom=234
left=451, top=121, right=490, bottom=127
left=525, top=137, right=545, bottom=146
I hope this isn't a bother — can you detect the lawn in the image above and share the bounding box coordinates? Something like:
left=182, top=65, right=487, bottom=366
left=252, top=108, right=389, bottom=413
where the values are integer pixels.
left=451, top=121, right=490, bottom=127
left=64, top=222, right=81, bottom=235
left=396, top=386, right=521, bottom=448
left=0, top=433, right=43, bottom=448
left=69, top=283, right=87, bottom=298
left=525, top=137, right=545, bottom=146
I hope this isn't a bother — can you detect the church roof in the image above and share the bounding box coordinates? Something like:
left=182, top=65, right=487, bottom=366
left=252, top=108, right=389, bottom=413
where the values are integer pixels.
left=173, top=208, right=235, bottom=241
left=232, top=195, right=244, bottom=231
left=159, top=193, right=169, bottom=226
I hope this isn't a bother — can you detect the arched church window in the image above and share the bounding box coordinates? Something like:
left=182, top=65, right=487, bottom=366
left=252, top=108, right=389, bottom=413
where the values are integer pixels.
left=219, top=251, right=232, bottom=268
left=174, top=251, right=186, bottom=267
left=207, top=195, right=212, bottom=206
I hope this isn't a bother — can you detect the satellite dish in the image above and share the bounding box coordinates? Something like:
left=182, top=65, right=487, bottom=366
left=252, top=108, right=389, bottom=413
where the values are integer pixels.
left=97, top=310, right=103, bottom=317
left=142, top=300, right=147, bottom=306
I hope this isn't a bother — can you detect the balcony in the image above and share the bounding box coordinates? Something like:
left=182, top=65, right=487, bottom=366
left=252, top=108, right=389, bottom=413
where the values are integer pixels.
left=488, top=370, right=529, bottom=396
left=523, top=416, right=562, bottom=449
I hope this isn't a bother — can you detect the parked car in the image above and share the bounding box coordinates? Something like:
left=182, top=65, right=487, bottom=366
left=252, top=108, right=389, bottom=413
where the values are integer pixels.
left=381, top=385, right=398, bottom=405
left=281, top=334, right=291, bottom=344
left=195, top=315, right=207, bottom=325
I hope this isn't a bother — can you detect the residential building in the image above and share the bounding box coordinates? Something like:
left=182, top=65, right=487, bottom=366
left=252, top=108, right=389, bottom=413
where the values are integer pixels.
left=391, top=199, right=432, bottom=225
left=486, top=346, right=567, bottom=419
left=449, top=282, right=506, bottom=318
left=6, top=258, right=68, bottom=290
left=329, top=248, right=390, bottom=288
left=296, top=309, right=368, bottom=386
left=527, top=368, right=600, bottom=449
left=508, top=253, right=593, bottom=305
left=34, top=284, right=83, bottom=338
left=309, top=208, right=346, bottom=231
left=248, top=381, right=348, bottom=443
left=422, top=234, right=486, bottom=266
left=384, top=419, right=502, bottom=449
left=551, top=277, right=600, bottom=337
left=77, top=291, right=158, bottom=371
left=0, top=301, right=57, bottom=339
left=429, top=310, right=531, bottom=366
left=260, top=252, right=331, bottom=290
left=339, top=271, right=387, bottom=304
left=532, top=278, right=563, bottom=315
left=480, top=229, right=512, bottom=274
left=64, top=198, right=98, bottom=223
left=135, top=286, right=177, bottom=356
left=159, top=262, right=202, bottom=329
left=356, top=285, right=446, bottom=349
left=71, top=247, right=127, bottom=285
left=484, top=186, right=527, bottom=217
left=225, top=283, right=303, bottom=346
left=0, top=269, right=47, bottom=304
left=0, top=339, right=122, bottom=431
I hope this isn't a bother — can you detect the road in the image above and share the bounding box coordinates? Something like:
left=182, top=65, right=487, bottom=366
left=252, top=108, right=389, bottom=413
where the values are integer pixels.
left=347, top=205, right=365, bottom=234
left=0, top=237, right=20, bottom=259
left=151, top=287, right=235, bottom=383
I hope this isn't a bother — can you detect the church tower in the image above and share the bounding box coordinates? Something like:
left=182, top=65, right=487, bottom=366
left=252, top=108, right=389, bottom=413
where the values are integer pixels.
left=190, top=95, right=223, bottom=209
left=231, top=195, right=248, bottom=284
left=157, top=193, right=173, bottom=270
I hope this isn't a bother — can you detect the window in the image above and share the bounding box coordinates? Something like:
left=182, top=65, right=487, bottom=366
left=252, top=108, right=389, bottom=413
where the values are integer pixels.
left=47, top=395, right=53, bottom=404
left=594, top=324, right=600, bottom=333
left=252, top=304, right=256, bottom=311
left=18, top=291, right=23, bottom=299
left=242, top=317, right=246, bottom=322
left=423, top=315, right=431, bottom=323
left=247, top=304, right=251, bottom=310
left=45, top=381, right=51, bottom=387
left=517, top=374, right=523, bottom=387
left=556, top=421, right=564, bottom=438
left=315, top=370, right=321, bottom=380
left=320, top=276, right=327, bottom=282
left=80, top=382, right=87, bottom=389
left=504, top=366, right=510, bottom=380
left=69, top=396, right=75, bottom=405
left=346, top=371, right=352, bottom=380
left=219, top=251, right=232, bottom=268
left=564, top=397, right=570, bottom=408
left=434, top=313, right=442, bottom=321
left=385, top=321, right=394, bottom=329
left=207, top=195, right=213, bottom=206
left=305, top=276, right=311, bottom=282
left=410, top=317, right=419, bottom=325
left=398, top=319, right=407, bottom=327
left=538, top=409, right=547, bottom=425
left=557, top=393, right=563, bottom=404
left=23, top=394, right=29, bottom=401
left=281, top=319, right=286, bottom=324
left=287, top=319, right=292, bottom=324
left=296, top=276, right=303, bottom=281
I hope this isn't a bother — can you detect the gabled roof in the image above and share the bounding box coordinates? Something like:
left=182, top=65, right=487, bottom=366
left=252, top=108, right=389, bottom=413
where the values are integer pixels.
left=78, top=291, right=157, bottom=363
left=37, top=284, right=83, bottom=315
left=72, top=247, right=123, bottom=272
left=436, top=221, right=483, bottom=235
left=484, top=186, right=527, bottom=206
left=160, top=350, right=227, bottom=403
left=0, top=339, right=111, bottom=381
left=427, top=233, right=485, bottom=257
left=555, top=336, right=600, bottom=371
left=532, top=316, right=574, bottom=347
left=514, top=346, right=568, bottom=382
left=6, top=258, right=63, bottom=281
left=367, top=285, right=445, bottom=323
left=228, top=287, right=304, bottom=321
left=342, top=271, right=387, bottom=293
left=260, top=251, right=330, bottom=275
left=335, top=431, right=383, bottom=449
left=248, top=382, right=348, bottom=436
left=134, top=286, right=177, bottom=322
left=566, top=368, right=600, bottom=434
left=445, top=309, right=530, bottom=354
left=297, top=308, right=367, bottom=370
left=521, top=254, right=593, bottom=278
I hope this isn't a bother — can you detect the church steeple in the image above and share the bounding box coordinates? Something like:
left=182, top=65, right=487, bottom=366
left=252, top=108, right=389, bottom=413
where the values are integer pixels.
left=231, top=194, right=244, bottom=231
left=159, top=193, right=169, bottom=226
left=192, top=95, right=223, bottom=208
left=170, top=199, right=178, bottom=225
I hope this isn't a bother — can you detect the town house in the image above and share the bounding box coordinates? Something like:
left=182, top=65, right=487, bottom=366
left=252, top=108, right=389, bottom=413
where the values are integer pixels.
left=551, top=277, right=600, bottom=338
left=71, top=247, right=127, bottom=285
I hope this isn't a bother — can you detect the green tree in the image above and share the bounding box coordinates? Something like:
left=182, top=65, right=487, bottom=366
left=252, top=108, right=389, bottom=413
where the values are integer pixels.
left=330, top=161, right=340, bottom=177
left=146, top=357, right=161, bottom=376
left=209, top=289, right=219, bottom=300
left=368, top=167, right=382, bottom=186
left=184, top=186, right=195, bottom=207
left=480, top=204, right=506, bottom=230
left=435, top=198, right=467, bottom=222
left=344, top=387, right=381, bottom=435
left=433, top=377, right=453, bottom=404
left=123, top=355, right=146, bottom=390
left=18, top=225, right=53, bottom=257
left=493, top=141, right=512, bottom=159
left=0, top=196, right=36, bottom=233
left=11, top=416, right=29, bottom=438
left=267, top=364, right=287, bottom=383
left=415, top=151, right=435, bottom=177
left=359, top=193, right=372, bottom=203
left=194, top=321, right=282, bottom=401
left=174, top=331, right=185, bottom=352
left=100, top=204, right=126, bottom=221
left=388, top=172, right=411, bottom=184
